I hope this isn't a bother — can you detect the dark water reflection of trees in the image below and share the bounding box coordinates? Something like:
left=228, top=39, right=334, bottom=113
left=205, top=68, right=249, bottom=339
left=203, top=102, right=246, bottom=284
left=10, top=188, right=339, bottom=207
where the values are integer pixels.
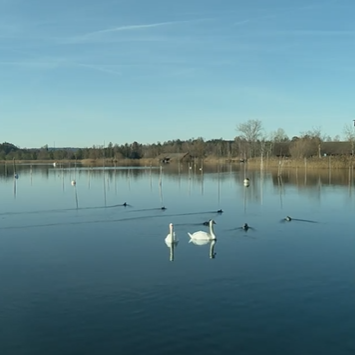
left=0, top=163, right=354, bottom=189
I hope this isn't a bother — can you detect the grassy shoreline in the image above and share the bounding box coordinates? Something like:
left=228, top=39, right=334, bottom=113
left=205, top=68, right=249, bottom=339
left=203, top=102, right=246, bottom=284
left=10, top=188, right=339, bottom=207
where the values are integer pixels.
left=1, top=156, right=354, bottom=169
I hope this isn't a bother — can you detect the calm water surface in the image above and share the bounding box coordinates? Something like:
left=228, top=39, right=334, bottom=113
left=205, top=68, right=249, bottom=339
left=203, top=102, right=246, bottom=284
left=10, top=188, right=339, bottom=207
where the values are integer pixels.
left=0, top=163, right=354, bottom=355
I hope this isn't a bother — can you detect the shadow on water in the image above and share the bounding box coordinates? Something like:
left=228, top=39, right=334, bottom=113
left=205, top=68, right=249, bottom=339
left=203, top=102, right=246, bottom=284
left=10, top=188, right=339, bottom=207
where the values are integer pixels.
left=0, top=210, right=224, bottom=230
left=0, top=203, right=132, bottom=217
left=279, top=217, right=319, bottom=224
left=226, top=224, right=257, bottom=232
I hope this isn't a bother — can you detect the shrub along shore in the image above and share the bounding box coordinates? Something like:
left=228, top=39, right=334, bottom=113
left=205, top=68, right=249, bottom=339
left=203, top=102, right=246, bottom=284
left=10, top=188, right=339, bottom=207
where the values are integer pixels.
left=1, top=156, right=355, bottom=169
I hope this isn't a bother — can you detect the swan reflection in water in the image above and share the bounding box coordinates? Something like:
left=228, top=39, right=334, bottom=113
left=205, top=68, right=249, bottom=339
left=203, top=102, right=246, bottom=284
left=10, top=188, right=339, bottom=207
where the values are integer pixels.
left=189, top=238, right=217, bottom=259
left=164, top=223, right=179, bottom=261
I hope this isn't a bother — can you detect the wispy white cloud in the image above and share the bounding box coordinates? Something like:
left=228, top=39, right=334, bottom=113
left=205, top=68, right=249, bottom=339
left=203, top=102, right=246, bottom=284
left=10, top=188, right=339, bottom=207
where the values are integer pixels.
left=230, top=0, right=340, bottom=27
left=250, top=30, right=355, bottom=37
left=75, top=63, right=122, bottom=76
left=0, top=56, right=123, bottom=77
left=0, top=60, right=62, bottom=70
left=71, top=18, right=214, bottom=43
left=86, top=21, right=185, bottom=36
left=232, top=20, right=250, bottom=27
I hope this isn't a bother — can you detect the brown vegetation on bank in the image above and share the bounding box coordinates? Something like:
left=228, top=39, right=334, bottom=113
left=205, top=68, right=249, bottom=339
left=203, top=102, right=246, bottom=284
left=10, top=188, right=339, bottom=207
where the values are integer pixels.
left=2, top=155, right=355, bottom=170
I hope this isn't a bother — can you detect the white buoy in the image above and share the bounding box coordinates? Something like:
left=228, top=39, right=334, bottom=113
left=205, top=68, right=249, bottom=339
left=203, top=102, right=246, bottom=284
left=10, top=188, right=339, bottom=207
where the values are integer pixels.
left=53, top=162, right=57, bottom=167
left=71, top=180, right=76, bottom=186
left=243, top=178, right=250, bottom=187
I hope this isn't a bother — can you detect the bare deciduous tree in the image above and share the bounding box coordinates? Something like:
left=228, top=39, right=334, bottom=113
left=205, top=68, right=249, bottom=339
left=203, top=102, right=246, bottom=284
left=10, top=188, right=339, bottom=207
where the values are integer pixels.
left=270, top=128, right=289, bottom=142
left=236, top=119, right=263, bottom=158
left=343, top=123, right=355, bottom=156
left=300, top=126, right=326, bottom=141
left=289, top=138, right=317, bottom=159
left=236, top=119, right=263, bottom=142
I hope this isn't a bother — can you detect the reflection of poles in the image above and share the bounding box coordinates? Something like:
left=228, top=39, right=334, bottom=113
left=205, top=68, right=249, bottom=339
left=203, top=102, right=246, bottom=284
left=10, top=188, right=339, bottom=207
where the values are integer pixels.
left=178, top=161, right=181, bottom=191
left=188, top=164, right=192, bottom=196
left=13, top=158, right=17, bottom=178
left=278, top=176, right=283, bottom=209
left=328, top=156, right=331, bottom=185
left=74, top=157, right=77, bottom=180
left=159, top=165, right=164, bottom=206
left=229, top=163, right=233, bottom=188
left=260, top=170, right=264, bottom=206
left=30, top=164, right=33, bottom=186
left=277, top=158, right=284, bottom=177
left=217, top=163, right=221, bottom=207
left=149, top=165, right=153, bottom=192
left=243, top=180, right=247, bottom=214
left=103, top=172, right=107, bottom=206
left=304, top=157, right=307, bottom=185
left=74, top=185, right=79, bottom=209
left=103, top=145, right=107, bottom=206
left=127, top=169, right=131, bottom=191
left=243, top=158, right=248, bottom=180
left=88, top=168, right=91, bottom=189
left=114, top=162, right=117, bottom=196
left=348, top=166, right=352, bottom=196
left=13, top=178, right=17, bottom=199
left=62, top=165, right=65, bottom=191
left=200, top=167, right=204, bottom=196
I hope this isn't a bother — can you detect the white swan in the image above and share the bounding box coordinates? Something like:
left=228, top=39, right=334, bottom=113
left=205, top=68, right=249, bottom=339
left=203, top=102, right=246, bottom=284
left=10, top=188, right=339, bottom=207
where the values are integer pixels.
left=165, top=223, right=178, bottom=245
left=189, top=239, right=210, bottom=246
left=165, top=223, right=178, bottom=261
left=188, top=219, right=216, bottom=241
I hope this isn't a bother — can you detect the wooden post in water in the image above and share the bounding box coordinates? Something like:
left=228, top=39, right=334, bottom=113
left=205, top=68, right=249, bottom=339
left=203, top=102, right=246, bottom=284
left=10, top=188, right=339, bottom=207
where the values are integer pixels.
left=277, top=175, right=283, bottom=208
left=159, top=165, right=164, bottom=207
left=348, top=165, right=352, bottom=196
left=102, top=143, right=107, bottom=207
left=217, top=162, right=221, bottom=208
left=304, top=157, right=307, bottom=185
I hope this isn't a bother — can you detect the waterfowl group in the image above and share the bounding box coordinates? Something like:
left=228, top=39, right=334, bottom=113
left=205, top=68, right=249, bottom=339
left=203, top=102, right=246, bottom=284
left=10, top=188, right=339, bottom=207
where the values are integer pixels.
left=165, top=220, right=217, bottom=261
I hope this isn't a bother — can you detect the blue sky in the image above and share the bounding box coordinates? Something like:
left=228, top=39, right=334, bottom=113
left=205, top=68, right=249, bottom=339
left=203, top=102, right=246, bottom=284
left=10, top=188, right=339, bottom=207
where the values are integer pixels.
left=1, top=0, right=355, bottom=148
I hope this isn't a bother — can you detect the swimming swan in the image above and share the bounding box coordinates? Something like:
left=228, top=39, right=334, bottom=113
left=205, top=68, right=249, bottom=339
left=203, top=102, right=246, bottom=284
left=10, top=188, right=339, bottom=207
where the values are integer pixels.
left=165, top=223, right=178, bottom=245
left=188, top=219, right=216, bottom=241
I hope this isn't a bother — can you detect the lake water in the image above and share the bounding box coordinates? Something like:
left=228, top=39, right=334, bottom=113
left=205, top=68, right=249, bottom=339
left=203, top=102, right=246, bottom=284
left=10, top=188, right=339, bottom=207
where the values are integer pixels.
left=0, top=163, right=354, bottom=355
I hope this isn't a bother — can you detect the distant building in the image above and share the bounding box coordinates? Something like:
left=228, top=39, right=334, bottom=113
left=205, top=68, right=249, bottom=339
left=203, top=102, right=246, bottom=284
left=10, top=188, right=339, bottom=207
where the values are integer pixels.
left=156, top=152, right=191, bottom=163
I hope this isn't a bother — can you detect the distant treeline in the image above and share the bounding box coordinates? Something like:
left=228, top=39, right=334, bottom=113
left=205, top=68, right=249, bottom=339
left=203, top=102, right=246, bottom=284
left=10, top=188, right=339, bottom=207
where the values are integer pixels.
left=1, top=120, right=354, bottom=161
left=0, top=139, right=353, bottom=162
